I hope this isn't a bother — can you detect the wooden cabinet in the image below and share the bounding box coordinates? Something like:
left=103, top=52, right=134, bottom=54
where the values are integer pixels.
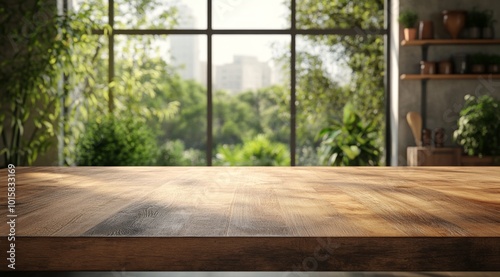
left=407, top=147, right=461, bottom=166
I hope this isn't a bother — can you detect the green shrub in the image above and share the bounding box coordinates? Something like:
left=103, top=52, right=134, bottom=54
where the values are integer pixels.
left=318, top=103, right=381, bottom=166
left=156, top=140, right=207, bottom=166
left=76, top=115, right=158, bottom=165
left=453, top=94, right=500, bottom=157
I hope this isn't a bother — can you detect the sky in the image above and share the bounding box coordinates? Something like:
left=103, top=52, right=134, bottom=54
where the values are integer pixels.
left=181, top=0, right=289, bottom=65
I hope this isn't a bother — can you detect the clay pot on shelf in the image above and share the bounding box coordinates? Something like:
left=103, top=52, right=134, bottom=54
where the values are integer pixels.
left=471, top=64, right=486, bottom=74
left=442, top=10, right=466, bottom=39
left=418, top=20, right=434, bottom=39
left=420, top=61, right=436, bottom=74
left=404, top=28, right=418, bottom=41
left=467, top=27, right=482, bottom=39
left=438, top=61, right=453, bottom=74
left=482, top=27, right=495, bottom=39
left=488, top=64, right=500, bottom=73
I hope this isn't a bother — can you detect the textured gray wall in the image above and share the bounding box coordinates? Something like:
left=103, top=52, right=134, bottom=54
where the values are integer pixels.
left=395, top=0, right=500, bottom=165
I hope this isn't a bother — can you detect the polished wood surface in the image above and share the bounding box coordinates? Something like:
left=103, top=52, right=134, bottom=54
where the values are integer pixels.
left=1, top=167, right=499, bottom=271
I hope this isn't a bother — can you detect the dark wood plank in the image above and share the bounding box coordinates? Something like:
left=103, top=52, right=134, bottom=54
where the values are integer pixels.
left=9, top=237, right=500, bottom=271
left=0, top=166, right=499, bottom=270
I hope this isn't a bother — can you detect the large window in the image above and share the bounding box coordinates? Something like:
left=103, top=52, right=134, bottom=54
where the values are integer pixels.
left=70, top=0, right=389, bottom=166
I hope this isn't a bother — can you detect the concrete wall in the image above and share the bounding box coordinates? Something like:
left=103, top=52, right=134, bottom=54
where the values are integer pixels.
left=393, top=0, right=500, bottom=165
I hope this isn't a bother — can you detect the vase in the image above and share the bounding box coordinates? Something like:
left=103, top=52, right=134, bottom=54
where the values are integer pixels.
left=442, top=10, right=466, bottom=39
left=418, top=21, right=434, bottom=39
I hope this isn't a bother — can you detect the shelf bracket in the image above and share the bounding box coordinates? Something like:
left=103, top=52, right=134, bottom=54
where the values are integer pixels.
left=421, top=79, right=427, bottom=130
left=422, top=45, right=429, bottom=61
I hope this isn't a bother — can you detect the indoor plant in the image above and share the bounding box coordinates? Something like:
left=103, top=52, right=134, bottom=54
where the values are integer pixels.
left=468, top=53, right=489, bottom=73
left=488, top=54, right=500, bottom=73
left=453, top=94, right=500, bottom=165
left=466, top=8, right=489, bottom=38
left=399, top=10, right=418, bottom=41
left=482, top=10, right=496, bottom=39
left=318, top=103, right=381, bottom=166
left=465, top=7, right=484, bottom=39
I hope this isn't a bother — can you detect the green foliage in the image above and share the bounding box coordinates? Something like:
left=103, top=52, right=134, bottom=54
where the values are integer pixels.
left=453, top=95, right=500, bottom=157
left=287, top=0, right=385, bottom=165
left=76, top=115, right=158, bottom=165
left=468, top=53, right=490, bottom=65
left=0, top=0, right=98, bottom=166
left=489, top=54, right=500, bottom=65
left=467, top=7, right=492, bottom=28
left=156, top=140, right=206, bottom=166
left=295, top=0, right=384, bottom=29
left=318, top=103, right=381, bottom=166
left=215, top=135, right=290, bottom=166
left=399, top=10, right=418, bottom=28
left=61, top=1, right=180, bottom=165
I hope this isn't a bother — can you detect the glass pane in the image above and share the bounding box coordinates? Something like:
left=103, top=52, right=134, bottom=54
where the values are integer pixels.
left=296, top=35, right=385, bottom=166
left=212, top=35, right=290, bottom=165
left=296, top=0, right=384, bottom=29
left=213, top=0, right=289, bottom=29
left=112, top=35, right=207, bottom=165
left=115, top=0, right=207, bottom=29
left=66, top=35, right=109, bottom=165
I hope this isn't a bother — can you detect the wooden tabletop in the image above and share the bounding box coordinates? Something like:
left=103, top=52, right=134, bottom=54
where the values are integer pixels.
left=1, top=167, right=499, bottom=271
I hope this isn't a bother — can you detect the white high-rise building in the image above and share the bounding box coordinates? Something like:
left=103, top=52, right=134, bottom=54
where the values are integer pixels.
left=215, top=55, right=272, bottom=94
left=169, top=5, right=200, bottom=82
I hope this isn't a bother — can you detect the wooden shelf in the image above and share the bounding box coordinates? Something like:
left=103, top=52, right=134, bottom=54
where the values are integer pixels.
left=401, top=39, right=500, bottom=46
left=400, top=74, right=500, bottom=80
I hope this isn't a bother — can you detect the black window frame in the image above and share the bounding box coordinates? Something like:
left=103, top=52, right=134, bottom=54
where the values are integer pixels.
left=87, top=0, right=392, bottom=166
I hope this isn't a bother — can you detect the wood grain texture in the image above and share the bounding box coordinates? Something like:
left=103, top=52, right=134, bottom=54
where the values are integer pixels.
left=1, top=166, right=499, bottom=271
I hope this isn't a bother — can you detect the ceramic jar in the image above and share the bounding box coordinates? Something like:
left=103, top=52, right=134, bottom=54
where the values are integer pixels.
left=439, top=61, right=453, bottom=74
left=442, top=10, right=466, bottom=39
left=421, top=61, right=436, bottom=74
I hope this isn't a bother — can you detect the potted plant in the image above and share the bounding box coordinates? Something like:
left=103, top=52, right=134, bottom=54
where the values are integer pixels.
left=399, top=10, right=418, bottom=41
left=466, top=7, right=485, bottom=38
left=488, top=54, right=500, bottom=73
left=453, top=94, right=500, bottom=165
left=318, top=103, right=381, bottom=166
left=482, top=10, right=496, bottom=39
left=468, top=53, right=489, bottom=73
left=466, top=8, right=493, bottom=38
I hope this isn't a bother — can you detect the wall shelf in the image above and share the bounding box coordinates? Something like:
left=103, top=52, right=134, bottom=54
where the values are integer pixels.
left=401, top=74, right=500, bottom=80
left=401, top=39, right=500, bottom=46
left=400, top=39, right=500, bottom=129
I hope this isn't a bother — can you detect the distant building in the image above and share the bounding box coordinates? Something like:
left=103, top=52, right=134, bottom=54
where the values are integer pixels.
left=169, top=5, right=200, bottom=82
left=215, top=55, right=272, bottom=94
